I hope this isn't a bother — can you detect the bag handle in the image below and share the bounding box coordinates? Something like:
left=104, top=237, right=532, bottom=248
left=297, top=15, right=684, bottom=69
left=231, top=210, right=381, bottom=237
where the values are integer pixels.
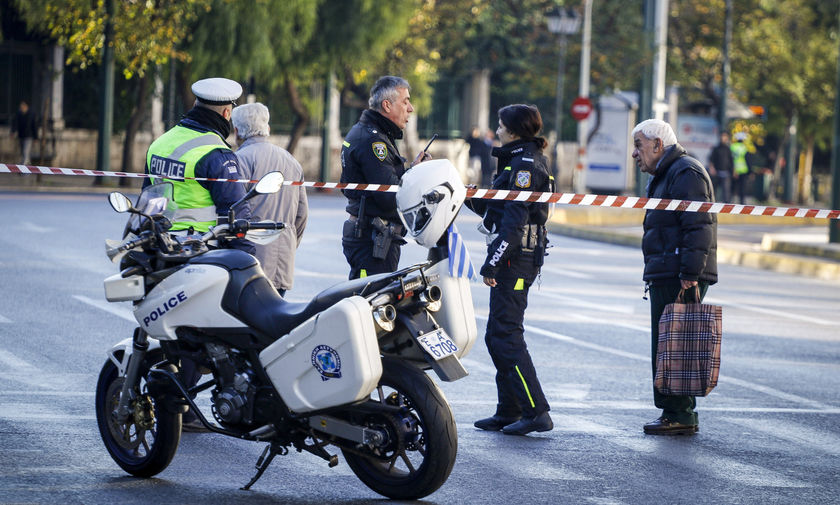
left=675, top=285, right=701, bottom=303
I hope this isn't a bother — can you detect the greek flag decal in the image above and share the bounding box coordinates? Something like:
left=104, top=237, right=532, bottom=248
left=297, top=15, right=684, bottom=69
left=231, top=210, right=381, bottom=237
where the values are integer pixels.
left=447, top=224, right=477, bottom=279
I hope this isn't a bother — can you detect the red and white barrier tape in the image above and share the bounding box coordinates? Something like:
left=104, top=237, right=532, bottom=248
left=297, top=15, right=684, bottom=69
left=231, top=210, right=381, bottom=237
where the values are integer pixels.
left=3, top=163, right=839, bottom=219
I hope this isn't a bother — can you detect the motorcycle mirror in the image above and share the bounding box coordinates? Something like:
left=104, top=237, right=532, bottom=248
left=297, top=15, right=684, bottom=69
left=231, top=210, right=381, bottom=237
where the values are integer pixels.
left=255, top=171, right=285, bottom=195
left=108, top=192, right=133, bottom=213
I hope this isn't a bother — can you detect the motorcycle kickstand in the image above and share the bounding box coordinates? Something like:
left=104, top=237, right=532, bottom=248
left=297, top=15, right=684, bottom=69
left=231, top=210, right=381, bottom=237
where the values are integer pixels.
left=241, top=442, right=287, bottom=491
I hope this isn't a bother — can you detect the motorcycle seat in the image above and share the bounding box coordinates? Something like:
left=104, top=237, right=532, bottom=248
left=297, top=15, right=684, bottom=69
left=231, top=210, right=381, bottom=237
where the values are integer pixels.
left=223, top=262, right=394, bottom=340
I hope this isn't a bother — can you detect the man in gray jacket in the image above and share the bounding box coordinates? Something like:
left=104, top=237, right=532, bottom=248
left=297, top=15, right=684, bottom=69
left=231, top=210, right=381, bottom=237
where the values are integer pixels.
left=232, top=102, right=308, bottom=296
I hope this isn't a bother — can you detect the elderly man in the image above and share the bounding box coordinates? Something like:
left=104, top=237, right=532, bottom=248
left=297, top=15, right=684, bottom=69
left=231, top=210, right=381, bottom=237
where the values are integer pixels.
left=339, top=75, right=430, bottom=280
left=232, top=102, right=308, bottom=297
left=631, top=118, right=717, bottom=436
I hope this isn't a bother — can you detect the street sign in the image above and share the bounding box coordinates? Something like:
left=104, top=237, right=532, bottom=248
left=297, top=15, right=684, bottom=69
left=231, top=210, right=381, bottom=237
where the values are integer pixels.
left=571, top=96, right=593, bottom=121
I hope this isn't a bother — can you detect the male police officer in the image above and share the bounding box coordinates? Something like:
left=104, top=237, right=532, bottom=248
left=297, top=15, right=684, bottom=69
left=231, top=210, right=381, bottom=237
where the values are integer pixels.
left=145, top=77, right=253, bottom=253
left=340, top=76, right=430, bottom=279
left=144, top=77, right=253, bottom=431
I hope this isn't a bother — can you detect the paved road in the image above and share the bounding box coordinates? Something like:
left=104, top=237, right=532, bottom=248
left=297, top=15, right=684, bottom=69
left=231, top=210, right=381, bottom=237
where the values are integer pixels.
left=1, top=191, right=838, bottom=504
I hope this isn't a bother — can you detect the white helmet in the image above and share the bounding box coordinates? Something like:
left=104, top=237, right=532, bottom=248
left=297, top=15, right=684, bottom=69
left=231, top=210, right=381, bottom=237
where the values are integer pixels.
left=397, top=159, right=466, bottom=247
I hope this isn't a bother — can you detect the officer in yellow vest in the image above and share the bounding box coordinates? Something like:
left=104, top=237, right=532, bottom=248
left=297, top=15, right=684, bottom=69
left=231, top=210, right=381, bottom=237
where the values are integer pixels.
left=144, top=77, right=254, bottom=253
left=730, top=131, right=750, bottom=205
left=144, top=77, right=253, bottom=431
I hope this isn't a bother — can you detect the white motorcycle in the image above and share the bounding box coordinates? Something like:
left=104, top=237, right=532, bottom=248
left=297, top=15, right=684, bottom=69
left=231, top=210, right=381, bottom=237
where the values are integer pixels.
left=95, top=160, right=477, bottom=500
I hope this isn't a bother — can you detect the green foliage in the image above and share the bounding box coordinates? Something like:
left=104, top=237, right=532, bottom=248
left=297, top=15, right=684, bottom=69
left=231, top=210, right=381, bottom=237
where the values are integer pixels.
left=14, top=0, right=210, bottom=78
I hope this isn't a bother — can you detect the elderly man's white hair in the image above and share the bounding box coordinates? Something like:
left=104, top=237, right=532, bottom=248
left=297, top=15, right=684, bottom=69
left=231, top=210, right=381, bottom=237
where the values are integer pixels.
left=632, top=119, right=677, bottom=147
left=231, top=102, right=270, bottom=139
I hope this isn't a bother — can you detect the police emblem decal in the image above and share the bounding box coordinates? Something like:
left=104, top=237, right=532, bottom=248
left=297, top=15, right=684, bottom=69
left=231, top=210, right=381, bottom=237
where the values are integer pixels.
left=311, top=345, right=342, bottom=381
left=372, top=142, right=388, bottom=161
left=515, top=170, right=531, bottom=188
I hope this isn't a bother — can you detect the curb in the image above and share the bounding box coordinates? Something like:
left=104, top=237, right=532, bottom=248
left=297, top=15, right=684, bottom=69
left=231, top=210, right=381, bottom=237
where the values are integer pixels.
left=547, top=223, right=840, bottom=282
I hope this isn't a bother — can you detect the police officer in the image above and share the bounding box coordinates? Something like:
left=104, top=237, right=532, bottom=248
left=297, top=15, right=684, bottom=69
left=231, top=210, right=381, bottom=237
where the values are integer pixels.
left=145, top=77, right=254, bottom=253
left=340, top=76, right=430, bottom=279
left=468, top=104, right=554, bottom=436
left=144, top=77, right=253, bottom=431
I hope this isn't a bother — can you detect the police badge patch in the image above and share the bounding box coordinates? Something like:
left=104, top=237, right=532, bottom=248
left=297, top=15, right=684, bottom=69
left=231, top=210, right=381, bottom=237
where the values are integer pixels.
left=515, top=170, right=532, bottom=188
left=311, top=345, right=342, bottom=381
left=372, top=142, right=388, bottom=161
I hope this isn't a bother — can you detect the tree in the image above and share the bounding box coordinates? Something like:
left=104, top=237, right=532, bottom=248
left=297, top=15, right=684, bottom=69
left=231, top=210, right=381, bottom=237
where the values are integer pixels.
left=15, top=0, right=211, bottom=176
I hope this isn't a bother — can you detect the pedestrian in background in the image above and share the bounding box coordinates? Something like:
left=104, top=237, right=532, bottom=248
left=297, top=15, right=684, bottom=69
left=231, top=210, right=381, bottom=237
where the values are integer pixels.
left=232, top=102, right=308, bottom=298
left=10, top=101, right=37, bottom=165
left=731, top=131, right=750, bottom=204
left=631, top=118, right=717, bottom=436
left=339, top=75, right=430, bottom=280
left=465, top=126, right=484, bottom=185
left=480, top=129, right=496, bottom=187
left=468, top=104, right=553, bottom=436
left=708, top=131, right=733, bottom=203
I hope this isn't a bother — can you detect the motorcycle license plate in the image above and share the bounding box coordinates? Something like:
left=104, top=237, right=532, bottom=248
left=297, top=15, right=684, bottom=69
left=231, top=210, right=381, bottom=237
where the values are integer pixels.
left=416, top=329, right=458, bottom=361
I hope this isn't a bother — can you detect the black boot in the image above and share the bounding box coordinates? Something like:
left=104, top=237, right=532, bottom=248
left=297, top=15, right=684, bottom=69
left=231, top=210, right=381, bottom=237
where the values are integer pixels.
left=501, top=411, right=553, bottom=436
left=474, top=414, right=521, bottom=431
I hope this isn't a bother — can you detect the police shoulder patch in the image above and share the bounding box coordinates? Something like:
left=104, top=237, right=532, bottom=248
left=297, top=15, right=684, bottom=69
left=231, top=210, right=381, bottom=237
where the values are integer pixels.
left=515, top=170, right=532, bottom=188
left=372, top=141, right=388, bottom=161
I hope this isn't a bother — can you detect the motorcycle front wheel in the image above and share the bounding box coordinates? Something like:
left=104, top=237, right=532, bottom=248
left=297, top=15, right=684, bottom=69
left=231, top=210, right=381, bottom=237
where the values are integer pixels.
left=342, top=357, right=457, bottom=500
left=95, top=350, right=181, bottom=477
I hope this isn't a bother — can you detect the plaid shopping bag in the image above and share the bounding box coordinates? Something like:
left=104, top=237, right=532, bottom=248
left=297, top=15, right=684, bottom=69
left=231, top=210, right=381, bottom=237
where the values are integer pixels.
left=654, top=288, right=722, bottom=396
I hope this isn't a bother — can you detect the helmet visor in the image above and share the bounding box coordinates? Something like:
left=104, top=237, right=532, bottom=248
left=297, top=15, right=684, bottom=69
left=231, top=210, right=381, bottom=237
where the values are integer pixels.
left=402, top=204, right=434, bottom=235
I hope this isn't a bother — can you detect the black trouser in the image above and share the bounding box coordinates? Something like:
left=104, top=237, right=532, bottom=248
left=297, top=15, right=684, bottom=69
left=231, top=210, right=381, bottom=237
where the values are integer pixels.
left=341, top=219, right=401, bottom=280
left=648, top=278, right=709, bottom=425
left=485, top=255, right=549, bottom=418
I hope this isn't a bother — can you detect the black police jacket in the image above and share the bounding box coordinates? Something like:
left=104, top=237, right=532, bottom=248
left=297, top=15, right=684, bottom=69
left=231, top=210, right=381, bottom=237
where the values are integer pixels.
left=340, top=109, right=406, bottom=223
left=467, top=139, right=552, bottom=278
left=642, top=143, right=717, bottom=284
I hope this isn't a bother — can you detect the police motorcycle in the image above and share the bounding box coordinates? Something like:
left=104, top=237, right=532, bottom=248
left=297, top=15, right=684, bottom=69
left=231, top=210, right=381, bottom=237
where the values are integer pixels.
left=95, top=160, right=477, bottom=500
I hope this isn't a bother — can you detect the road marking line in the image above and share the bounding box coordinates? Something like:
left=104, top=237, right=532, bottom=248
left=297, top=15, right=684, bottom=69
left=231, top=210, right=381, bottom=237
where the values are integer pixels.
left=468, top=441, right=591, bottom=481
left=536, top=291, right=635, bottom=314
left=555, top=415, right=813, bottom=488
left=449, top=399, right=840, bottom=414
left=722, top=417, right=840, bottom=456
left=705, top=296, right=836, bottom=326
left=72, top=295, right=135, bottom=322
left=475, top=315, right=835, bottom=411
left=0, top=349, right=38, bottom=372
left=540, top=266, right=594, bottom=279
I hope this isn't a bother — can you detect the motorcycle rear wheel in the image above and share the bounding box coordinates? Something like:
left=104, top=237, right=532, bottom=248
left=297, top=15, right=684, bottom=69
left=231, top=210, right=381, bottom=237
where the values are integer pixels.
left=95, top=351, right=181, bottom=477
left=342, top=357, right=457, bottom=500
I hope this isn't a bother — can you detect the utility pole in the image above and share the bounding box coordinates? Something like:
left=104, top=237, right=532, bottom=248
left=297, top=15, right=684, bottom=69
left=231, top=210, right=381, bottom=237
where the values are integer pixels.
left=320, top=71, right=335, bottom=184
left=718, top=0, right=732, bottom=135
left=830, top=7, right=840, bottom=242
left=636, top=0, right=655, bottom=196
left=95, top=0, right=115, bottom=178
left=574, top=0, right=593, bottom=194
left=651, top=0, right=669, bottom=121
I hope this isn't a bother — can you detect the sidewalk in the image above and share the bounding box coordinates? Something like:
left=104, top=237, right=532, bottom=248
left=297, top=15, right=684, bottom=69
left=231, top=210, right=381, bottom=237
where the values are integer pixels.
left=548, top=207, right=840, bottom=282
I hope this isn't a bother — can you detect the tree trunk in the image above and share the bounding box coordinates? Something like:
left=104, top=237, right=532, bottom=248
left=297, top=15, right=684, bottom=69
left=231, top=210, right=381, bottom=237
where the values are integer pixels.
left=797, top=137, right=814, bottom=205
left=285, top=79, right=309, bottom=155
left=119, top=75, right=150, bottom=187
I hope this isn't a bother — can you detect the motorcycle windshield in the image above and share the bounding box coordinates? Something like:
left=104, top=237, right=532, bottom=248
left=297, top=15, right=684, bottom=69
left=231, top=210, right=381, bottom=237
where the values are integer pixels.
left=124, top=182, right=178, bottom=237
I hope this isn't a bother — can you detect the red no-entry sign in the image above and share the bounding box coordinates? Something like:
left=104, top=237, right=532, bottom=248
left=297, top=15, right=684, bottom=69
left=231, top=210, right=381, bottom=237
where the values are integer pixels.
left=571, top=97, right=593, bottom=121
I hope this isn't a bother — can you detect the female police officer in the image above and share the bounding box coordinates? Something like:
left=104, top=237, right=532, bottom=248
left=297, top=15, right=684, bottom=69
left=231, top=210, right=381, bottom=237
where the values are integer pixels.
left=468, top=104, right=553, bottom=436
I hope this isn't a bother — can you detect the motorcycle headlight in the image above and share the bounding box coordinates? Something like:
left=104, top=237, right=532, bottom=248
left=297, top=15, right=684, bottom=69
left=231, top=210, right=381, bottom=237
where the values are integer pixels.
left=419, top=285, right=442, bottom=312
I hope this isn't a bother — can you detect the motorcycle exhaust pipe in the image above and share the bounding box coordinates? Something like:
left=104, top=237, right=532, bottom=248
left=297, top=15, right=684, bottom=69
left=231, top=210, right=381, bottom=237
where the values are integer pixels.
left=419, top=285, right=442, bottom=312
left=373, top=304, right=397, bottom=332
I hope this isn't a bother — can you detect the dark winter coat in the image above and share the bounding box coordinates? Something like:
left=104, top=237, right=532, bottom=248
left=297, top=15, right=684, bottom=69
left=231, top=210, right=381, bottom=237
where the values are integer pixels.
left=642, top=143, right=718, bottom=284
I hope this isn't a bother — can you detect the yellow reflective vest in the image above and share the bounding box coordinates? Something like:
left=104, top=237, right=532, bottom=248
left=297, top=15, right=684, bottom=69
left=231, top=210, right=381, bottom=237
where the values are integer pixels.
left=145, top=125, right=229, bottom=232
